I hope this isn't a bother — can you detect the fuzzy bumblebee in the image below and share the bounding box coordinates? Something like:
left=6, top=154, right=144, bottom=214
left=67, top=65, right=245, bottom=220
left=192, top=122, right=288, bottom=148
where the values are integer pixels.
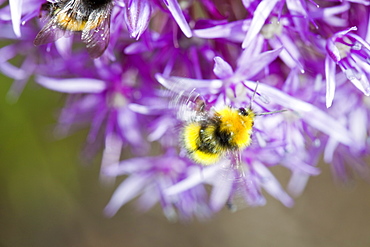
left=34, top=0, right=114, bottom=58
left=182, top=105, right=255, bottom=165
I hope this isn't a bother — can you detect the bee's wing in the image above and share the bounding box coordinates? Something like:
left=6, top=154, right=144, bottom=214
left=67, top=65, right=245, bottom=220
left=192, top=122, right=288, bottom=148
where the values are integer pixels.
left=169, top=88, right=212, bottom=122
left=34, top=18, right=68, bottom=46
left=82, top=7, right=112, bottom=59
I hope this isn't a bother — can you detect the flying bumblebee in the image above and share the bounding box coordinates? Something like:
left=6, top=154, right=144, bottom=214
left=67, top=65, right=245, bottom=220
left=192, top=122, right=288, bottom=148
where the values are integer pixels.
left=182, top=104, right=255, bottom=165
left=34, top=0, right=114, bottom=58
left=176, top=87, right=285, bottom=166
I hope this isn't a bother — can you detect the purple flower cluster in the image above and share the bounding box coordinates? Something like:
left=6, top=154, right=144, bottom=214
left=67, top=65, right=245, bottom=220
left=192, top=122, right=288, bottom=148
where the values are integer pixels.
left=1, top=0, right=370, bottom=220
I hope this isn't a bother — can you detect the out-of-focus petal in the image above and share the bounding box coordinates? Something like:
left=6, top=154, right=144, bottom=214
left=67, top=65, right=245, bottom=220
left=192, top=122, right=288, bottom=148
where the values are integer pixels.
left=100, top=133, right=123, bottom=184
left=242, top=0, right=279, bottom=48
left=55, top=36, right=73, bottom=58
left=349, top=108, right=367, bottom=148
left=287, top=171, right=310, bottom=197
left=155, top=73, right=223, bottom=93
left=104, top=158, right=154, bottom=176
left=254, top=162, right=294, bottom=207
left=235, top=47, right=283, bottom=80
left=36, top=76, right=107, bottom=93
left=209, top=169, right=233, bottom=211
left=165, top=165, right=220, bottom=196
left=9, top=0, right=22, bottom=37
left=324, top=137, right=339, bottom=163
left=193, top=20, right=250, bottom=42
left=117, top=107, right=144, bottom=147
left=104, top=174, right=152, bottom=217
left=325, top=56, right=336, bottom=108
left=213, top=56, right=233, bottom=79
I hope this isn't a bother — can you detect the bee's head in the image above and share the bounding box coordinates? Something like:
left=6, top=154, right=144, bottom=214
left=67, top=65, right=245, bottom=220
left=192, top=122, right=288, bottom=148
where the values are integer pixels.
left=238, top=107, right=249, bottom=116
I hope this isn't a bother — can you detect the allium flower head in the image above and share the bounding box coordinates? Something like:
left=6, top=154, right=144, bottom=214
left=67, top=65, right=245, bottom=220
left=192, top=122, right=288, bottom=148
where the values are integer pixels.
left=1, top=0, right=370, bottom=221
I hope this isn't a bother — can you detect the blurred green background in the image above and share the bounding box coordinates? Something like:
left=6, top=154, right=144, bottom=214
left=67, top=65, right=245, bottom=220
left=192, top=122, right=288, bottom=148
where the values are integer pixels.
left=1, top=73, right=370, bottom=247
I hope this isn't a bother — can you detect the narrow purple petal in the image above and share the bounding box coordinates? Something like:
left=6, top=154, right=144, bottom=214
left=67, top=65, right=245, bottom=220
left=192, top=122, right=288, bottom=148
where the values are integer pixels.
left=136, top=186, right=159, bottom=212
left=36, top=76, right=107, bottom=93
left=118, top=107, right=143, bottom=147
left=100, top=133, right=123, bottom=184
left=129, top=103, right=164, bottom=115
left=155, top=74, right=223, bottom=93
left=287, top=171, right=310, bottom=196
left=325, top=56, right=336, bottom=108
left=349, top=108, right=367, bottom=147
left=104, top=158, right=153, bottom=176
left=242, top=0, right=279, bottom=48
left=324, top=138, right=338, bottom=163
left=165, top=165, right=220, bottom=196
left=322, top=3, right=350, bottom=27
left=213, top=56, right=233, bottom=79
left=326, top=39, right=341, bottom=62
left=9, top=0, right=22, bottom=37
left=235, top=47, right=283, bottom=80
left=193, top=20, right=250, bottom=42
left=164, top=0, right=192, bottom=38
left=104, top=174, right=152, bottom=217
left=124, top=0, right=152, bottom=39
left=346, top=0, right=370, bottom=5
left=209, top=170, right=233, bottom=211
left=55, top=36, right=73, bottom=58
left=254, top=162, right=294, bottom=207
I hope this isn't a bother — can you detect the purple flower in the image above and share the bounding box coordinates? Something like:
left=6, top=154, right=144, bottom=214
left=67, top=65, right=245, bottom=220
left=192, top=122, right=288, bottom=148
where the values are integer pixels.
left=1, top=0, right=370, bottom=220
left=35, top=58, right=151, bottom=183
left=123, top=0, right=192, bottom=39
left=325, top=27, right=370, bottom=107
left=103, top=150, right=212, bottom=221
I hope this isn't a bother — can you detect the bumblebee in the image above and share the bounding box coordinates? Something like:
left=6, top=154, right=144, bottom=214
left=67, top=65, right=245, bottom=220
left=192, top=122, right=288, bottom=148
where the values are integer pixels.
left=34, top=0, right=114, bottom=58
left=181, top=104, right=256, bottom=166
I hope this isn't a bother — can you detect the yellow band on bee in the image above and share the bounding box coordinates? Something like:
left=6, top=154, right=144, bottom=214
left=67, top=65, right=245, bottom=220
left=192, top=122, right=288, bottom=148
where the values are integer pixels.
left=183, top=123, right=202, bottom=152
left=55, top=11, right=102, bottom=31
left=56, top=12, right=86, bottom=31
left=191, top=150, right=221, bottom=165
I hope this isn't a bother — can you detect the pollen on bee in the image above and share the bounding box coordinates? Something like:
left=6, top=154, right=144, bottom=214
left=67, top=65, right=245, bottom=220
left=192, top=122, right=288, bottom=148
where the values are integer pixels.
left=182, top=122, right=201, bottom=152
left=217, top=107, right=254, bottom=149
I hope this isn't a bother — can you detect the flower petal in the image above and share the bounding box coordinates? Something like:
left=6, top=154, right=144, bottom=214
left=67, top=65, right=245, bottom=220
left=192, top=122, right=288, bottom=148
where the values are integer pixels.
left=36, top=76, right=107, bottom=93
left=254, top=162, right=294, bottom=207
left=193, top=20, right=250, bottom=42
left=235, top=47, right=283, bottom=80
left=209, top=170, right=233, bottom=211
left=325, top=56, right=336, bottom=108
left=155, top=73, right=223, bottom=93
left=213, top=56, right=234, bottom=79
left=100, top=133, right=123, bottom=184
left=165, top=165, right=220, bottom=195
left=242, top=0, right=279, bottom=48
left=9, top=0, right=22, bottom=37
left=164, top=0, right=192, bottom=38
left=124, top=0, right=152, bottom=39
left=104, top=174, right=152, bottom=217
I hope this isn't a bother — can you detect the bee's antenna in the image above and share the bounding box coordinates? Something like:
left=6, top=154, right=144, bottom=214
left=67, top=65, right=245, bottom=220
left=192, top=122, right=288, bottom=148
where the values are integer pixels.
left=255, top=109, right=287, bottom=116
left=249, top=81, right=259, bottom=110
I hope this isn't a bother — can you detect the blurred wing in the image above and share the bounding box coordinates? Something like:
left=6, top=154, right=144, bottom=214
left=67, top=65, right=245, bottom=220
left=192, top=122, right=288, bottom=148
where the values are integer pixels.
left=169, top=88, right=211, bottom=123
left=82, top=9, right=112, bottom=58
left=34, top=18, right=67, bottom=45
